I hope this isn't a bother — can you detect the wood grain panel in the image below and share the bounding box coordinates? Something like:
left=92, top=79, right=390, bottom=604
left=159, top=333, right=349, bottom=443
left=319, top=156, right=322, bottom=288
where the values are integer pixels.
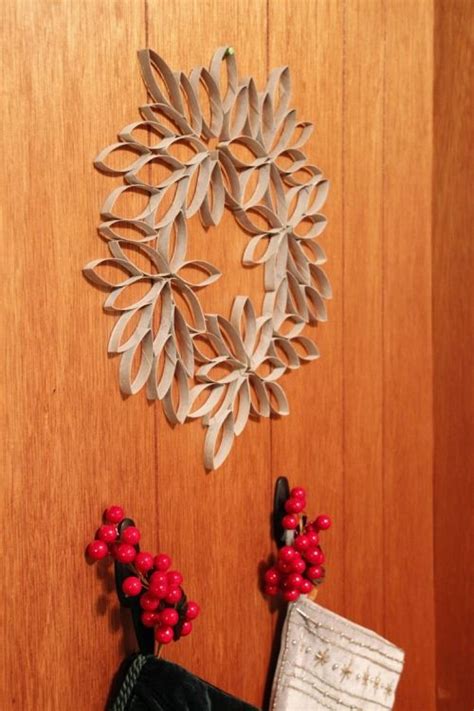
left=268, top=0, right=345, bottom=620
left=342, top=0, right=385, bottom=633
left=383, top=1, right=436, bottom=708
left=0, top=1, right=152, bottom=709
left=433, top=2, right=474, bottom=709
left=1, top=1, right=461, bottom=709
left=145, top=2, right=273, bottom=707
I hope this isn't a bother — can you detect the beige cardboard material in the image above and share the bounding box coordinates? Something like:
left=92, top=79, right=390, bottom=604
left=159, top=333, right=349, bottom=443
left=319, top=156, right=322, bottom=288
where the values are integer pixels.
left=84, top=47, right=331, bottom=469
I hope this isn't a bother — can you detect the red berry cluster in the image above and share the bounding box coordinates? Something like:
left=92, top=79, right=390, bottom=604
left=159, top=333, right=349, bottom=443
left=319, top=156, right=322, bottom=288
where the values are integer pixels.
left=86, top=506, right=200, bottom=645
left=264, top=487, right=331, bottom=602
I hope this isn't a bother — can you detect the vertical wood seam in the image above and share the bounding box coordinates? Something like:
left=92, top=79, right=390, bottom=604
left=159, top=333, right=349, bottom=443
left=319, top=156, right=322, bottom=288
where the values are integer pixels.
left=145, top=0, right=160, bottom=552
left=430, top=0, right=436, bottom=696
left=429, top=3, right=437, bottom=701
left=266, top=0, right=273, bottom=563
left=145, top=0, right=149, bottom=46
left=341, top=0, right=347, bottom=618
left=266, top=0, right=271, bottom=489
left=430, top=6, right=436, bottom=697
left=381, top=0, right=387, bottom=640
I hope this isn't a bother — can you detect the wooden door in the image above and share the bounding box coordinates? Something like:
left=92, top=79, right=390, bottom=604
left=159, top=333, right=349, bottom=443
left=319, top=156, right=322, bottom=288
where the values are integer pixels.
left=2, top=1, right=458, bottom=710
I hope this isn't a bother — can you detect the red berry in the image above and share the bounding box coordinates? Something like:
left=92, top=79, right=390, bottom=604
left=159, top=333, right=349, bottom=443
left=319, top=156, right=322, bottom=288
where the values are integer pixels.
left=149, top=572, right=169, bottom=598
left=290, top=487, right=306, bottom=500
left=86, top=540, right=109, bottom=560
left=121, top=526, right=141, bottom=545
left=287, top=573, right=304, bottom=589
left=150, top=571, right=167, bottom=585
left=141, top=611, right=158, bottom=627
left=167, top=570, right=183, bottom=587
left=300, top=579, right=313, bottom=594
left=185, top=602, right=200, bottom=621
left=264, top=568, right=280, bottom=586
left=283, top=588, right=300, bottom=602
left=307, top=565, right=324, bottom=580
left=96, top=525, right=117, bottom=543
left=264, top=585, right=278, bottom=596
left=285, top=498, right=305, bottom=514
left=134, top=552, right=154, bottom=574
left=291, top=558, right=306, bottom=574
left=160, top=608, right=179, bottom=626
left=104, top=506, right=124, bottom=524
left=151, top=583, right=168, bottom=599
left=315, top=514, right=332, bottom=530
left=304, top=547, right=324, bottom=565
left=307, top=531, right=319, bottom=546
left=154, top=554, right=172, bottom=571
left=180, top=621, right=193, bottom=636
left=279, top=546, right=296, bottom=562
left=165, top=586, right=183, bottom=605
left=155, top=625, right=174, bottom=644
left=140, top=592, right=160, bottom=611
left=114, top=543, right=136, bottom=564
left=277, top=559, right=293, bottom=574
left=122, top=576, right=142, bottom=596
left=294, top=535, right=310, bottom=552
left=282, top=514, right=298, bottom=530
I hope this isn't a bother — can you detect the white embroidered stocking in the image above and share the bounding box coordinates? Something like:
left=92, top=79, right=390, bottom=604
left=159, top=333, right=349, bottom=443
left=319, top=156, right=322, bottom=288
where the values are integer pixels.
left=270, top=597, right=404, bottom=710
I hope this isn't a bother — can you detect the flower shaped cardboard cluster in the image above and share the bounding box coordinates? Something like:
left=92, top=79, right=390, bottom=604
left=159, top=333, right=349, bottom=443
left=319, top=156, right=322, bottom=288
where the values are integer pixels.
left=84, top=47, right=331, bottom=469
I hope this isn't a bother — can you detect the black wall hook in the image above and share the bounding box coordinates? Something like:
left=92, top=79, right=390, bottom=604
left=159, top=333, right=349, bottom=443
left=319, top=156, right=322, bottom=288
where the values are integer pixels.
left=115, top=518, right=154, bottom=655
left=273, top=476, right=290, bottom=548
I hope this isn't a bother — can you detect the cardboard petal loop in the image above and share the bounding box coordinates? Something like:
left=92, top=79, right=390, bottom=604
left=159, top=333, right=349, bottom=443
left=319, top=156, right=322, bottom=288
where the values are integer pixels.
left=140, top=102, right=193, bottom=139
left=309, top=264, right=332, bottom=299
left=233, top=380, right=251, bottom=435
left=239, top=164, right=271, bottom=208
left=177, top=260, right=221, bottom=288
left=108, top=305, right=152, bottom=354
left=209, top=46, right=238, bottom=113
left=249, top=374, right=271, bottom=418
left=83, top=257, right=141, bottom=289
left=204, top=411, right=235, bottom=471
left=197, top=356, right=242, bottom=385
left=119, top=331, right=154, bottom=396
left=188, top=383, right=226, bottom=419
left=158, top=212, right=188, bottom=270
left=99, top=219, right=157, bottom=245
left=200, top=162, right=225, bottom=226
left=101, top=184, right=161, bottom=222
left=118, top=119, right=175, bottom=149
left=94, top=142, right=150, bottom=175
left=178, top=72, right=203, bottom=135
left=266, top=381, right=290, bottom=416
left=85, top=48, right=331, bottom=469
left=172, top=308, right=195, bottom=377
left=184, top=158, right=213, bottom=216
left=150, top=339, right=179, bottom=400
left=270, top=338, right=301, bottom=370
left=138, top=49, right=184, bottom=114
left=126, top=153, right=187, bottom=190
left=162, top=359, right=191, bottom=424
left=171, top=281, right=206, bottom=332
left=104, top=279, right=163, bottom=313
left=292, top=336, right=320, bottom=362
left=108, top=240, right=163, bottom=276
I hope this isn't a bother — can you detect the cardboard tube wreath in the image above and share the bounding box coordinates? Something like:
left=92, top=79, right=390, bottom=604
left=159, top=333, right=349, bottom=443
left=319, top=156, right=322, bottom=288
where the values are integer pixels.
left=84, top=47, right=331, bottom=470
